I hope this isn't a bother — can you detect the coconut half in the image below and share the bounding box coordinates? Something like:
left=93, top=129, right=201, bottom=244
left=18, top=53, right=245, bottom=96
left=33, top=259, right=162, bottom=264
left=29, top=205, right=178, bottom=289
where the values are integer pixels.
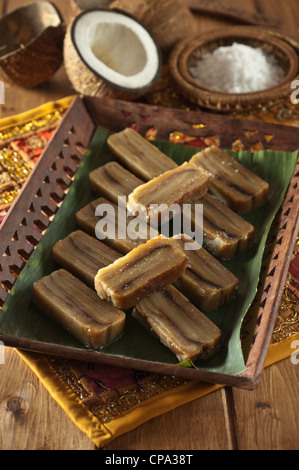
left=65, top=8, right=162, bottom=99
left=0, top=1, right=65, bottom=88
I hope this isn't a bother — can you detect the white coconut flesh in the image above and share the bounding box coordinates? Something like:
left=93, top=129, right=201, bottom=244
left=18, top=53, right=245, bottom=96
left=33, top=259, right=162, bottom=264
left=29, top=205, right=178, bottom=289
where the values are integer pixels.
left=72, top=10, right=161, bottom=92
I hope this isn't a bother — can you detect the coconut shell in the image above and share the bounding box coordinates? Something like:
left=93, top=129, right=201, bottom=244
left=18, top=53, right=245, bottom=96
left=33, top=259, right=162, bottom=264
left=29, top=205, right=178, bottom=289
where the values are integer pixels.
left=109, top=0, right=196, bottom=52
left=64, top=22, right=145, bottom=101
left=0, top=2, right=66, bottom=88
left=0, top=27, right=65, bottom=89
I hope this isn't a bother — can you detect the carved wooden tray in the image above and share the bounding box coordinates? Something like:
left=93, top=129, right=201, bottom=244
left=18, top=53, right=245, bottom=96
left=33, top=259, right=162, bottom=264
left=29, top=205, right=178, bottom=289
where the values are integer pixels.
left=0, top=96, right=298, bottom=390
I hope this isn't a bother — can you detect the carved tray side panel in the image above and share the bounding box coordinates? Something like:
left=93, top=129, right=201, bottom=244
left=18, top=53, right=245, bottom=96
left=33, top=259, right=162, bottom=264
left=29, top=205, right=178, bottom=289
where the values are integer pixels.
left=85, top=96, right=299, bottom=152
left=0, top=98, right=96, bottom=306
left=244, top=157, right=299, bottom=381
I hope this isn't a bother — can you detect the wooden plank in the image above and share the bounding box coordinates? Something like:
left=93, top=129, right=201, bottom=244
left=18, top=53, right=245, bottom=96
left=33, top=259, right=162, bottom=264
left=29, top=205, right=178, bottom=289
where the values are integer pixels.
left=106, top=388, right=234, bottom=450
left=192, top=0, right=260, bottom=34
left=232, top=359, right=299, bottom=450
left=0, top=348, right=96, bottom=450
left=256, top=0, right=299, bottom=36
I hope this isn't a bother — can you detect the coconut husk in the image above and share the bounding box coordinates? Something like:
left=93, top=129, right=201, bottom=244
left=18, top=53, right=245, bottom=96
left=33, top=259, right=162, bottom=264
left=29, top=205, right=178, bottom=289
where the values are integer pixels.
left=0, top=2, right=66, bottom=89
left=109, top=0, right=196, bottom=52
left=64, top=22, right=145, bottom=101
left=145, top=0, right=197, bottom=52
left=110, top=0, right=150, bottom=21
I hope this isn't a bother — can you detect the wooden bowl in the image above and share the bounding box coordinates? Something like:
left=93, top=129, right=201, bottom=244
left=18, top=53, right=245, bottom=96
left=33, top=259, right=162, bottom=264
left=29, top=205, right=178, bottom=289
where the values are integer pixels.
left=0, top=1, right=66, bottom=88
left=169, top=26, right=299, bottom=111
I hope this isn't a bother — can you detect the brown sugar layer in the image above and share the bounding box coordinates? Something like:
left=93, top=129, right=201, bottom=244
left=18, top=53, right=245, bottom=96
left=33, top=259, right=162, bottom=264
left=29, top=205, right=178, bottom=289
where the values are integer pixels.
left=190, top=146, right=269, bottom=214
left=76, top=197, right=159, bottom=255
left=33, top=269, right=126, bottom=350
left=133, top=285, right=222, bottom=362
left=171, top=235, right=239, bottom=311
left=192, top=193, right=255, bottom=259
left=89, top=161, right=144, bottom=204
left=94, top=236, right=188, bottom=310
left=108, top=127, right=177, bottom=181
left=53, top=230, right=121, bottom=288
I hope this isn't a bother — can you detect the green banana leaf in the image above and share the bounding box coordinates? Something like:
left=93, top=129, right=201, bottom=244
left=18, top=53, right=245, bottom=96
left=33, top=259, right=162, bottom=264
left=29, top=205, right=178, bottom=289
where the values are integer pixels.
left=0, top=127, right=297, bottom=377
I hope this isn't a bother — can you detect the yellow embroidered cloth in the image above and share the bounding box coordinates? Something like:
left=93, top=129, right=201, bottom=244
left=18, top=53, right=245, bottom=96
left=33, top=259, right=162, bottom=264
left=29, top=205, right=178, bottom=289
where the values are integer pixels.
left=0, top=92, right=298, bottom=449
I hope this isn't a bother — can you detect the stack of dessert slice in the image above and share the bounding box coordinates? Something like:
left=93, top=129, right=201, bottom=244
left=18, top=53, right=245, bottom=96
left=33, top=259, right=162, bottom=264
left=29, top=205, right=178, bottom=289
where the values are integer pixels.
left=33, top=127, right=269, bottom=364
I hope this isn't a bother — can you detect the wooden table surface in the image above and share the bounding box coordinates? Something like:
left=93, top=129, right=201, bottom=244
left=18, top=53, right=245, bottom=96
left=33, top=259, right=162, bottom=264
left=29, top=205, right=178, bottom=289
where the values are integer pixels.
left=1, top=0, right=299, bottom=451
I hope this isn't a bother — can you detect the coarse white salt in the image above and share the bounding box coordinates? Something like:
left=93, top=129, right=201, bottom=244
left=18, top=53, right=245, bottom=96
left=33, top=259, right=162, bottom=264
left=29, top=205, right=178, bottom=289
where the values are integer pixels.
left=189, top=42, right=285, bottom=94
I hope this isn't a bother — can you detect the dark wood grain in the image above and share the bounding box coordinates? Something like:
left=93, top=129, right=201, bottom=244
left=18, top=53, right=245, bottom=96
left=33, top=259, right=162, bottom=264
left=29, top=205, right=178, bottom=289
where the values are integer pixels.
left=0, top=350, right=96, bottom=450
left=233, top=360, right=299, bottom=450
left=107, top=388, right=234, bottom=450
left=0, top=97, right=95, bottom=305
left=187, top=0, right=281, bottom=27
